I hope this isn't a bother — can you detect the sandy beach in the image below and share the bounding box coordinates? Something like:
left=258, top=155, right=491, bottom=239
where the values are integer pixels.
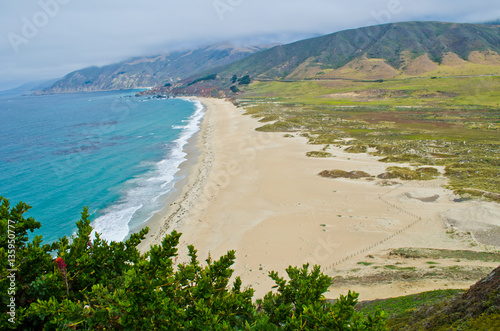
left=139, top=97, right=500, bottom=301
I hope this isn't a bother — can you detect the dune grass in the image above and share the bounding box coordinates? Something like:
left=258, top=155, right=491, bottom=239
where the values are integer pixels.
left=379, top=166, right=440, bottom=181
left=306, top=151, right=333, bottom=158
left=235, top=75, right=500, bottom=199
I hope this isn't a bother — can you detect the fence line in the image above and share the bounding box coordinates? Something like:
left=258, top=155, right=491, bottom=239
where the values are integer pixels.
left=323, top=184, right=425, bottom=271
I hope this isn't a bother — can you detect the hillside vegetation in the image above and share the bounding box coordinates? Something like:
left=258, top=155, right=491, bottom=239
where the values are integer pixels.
left=219, top=22, right=500, bottom=80
left=357, top=264, right=500, bottom=330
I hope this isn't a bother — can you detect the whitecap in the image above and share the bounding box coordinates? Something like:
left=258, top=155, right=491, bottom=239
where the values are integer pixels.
left=91, top=204, right=142, bottom=242
left=90, top=99, right=205, bottom=242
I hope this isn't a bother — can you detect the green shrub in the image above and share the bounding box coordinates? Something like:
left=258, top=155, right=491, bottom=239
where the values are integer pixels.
left=345, top=145, right=368, bottom=153
left=306, top=151, right=333, bottom=158
left=378, top=166, right=439, bottom=180
left=379, top=154, right=428, bottom=164
left=238, top=75, right=251, bottom=85
left=187, top=74, right=217, bottom=86
left=466, top=313, right=500, bottom=330
left=258, top=115, right=279, bottom=123
left=308, top=134, right=339, bottom=145
left=255, top=121, right=300, bottom=132
left=319, top=170, right=371, bottom=179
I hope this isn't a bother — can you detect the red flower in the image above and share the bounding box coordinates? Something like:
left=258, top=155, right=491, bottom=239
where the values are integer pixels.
left=56, top=257, right=70, bottom=296
left=56, top=257, right=66, bottom=271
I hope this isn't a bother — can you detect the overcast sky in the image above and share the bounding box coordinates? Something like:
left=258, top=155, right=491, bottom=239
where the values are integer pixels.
left=0, top=0, right=499, bottom=90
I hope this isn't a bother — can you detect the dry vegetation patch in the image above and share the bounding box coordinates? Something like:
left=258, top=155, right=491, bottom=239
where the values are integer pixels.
left=319, top=169, right=372, bottom=179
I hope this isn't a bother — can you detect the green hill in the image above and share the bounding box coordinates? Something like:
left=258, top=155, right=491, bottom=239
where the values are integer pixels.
left=221, top=21, right=500, bottom=79
left=159, top=22, right=500, bottom=97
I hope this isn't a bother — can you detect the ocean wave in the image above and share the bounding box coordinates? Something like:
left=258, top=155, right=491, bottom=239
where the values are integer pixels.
left=92, top=204, right=143, bottom=242
left=91, top=99, right=205, bottom=242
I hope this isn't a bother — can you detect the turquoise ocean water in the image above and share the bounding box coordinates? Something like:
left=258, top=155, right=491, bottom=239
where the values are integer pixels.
left=0, top=90, right=203, bottom=243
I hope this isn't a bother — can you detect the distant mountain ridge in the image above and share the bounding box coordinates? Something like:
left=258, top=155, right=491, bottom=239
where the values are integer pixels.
left=36, top=44, right=272, bottom=94
left=0, top=78, right=59, bottom=95
left=217, top=21, right=500, bottom=80
left=153, top=21, right=500, bottom=97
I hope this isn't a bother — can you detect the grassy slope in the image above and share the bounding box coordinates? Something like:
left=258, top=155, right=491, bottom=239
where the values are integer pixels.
left=219, top=22, right=500, bottom=80
left=356, top=290, right=465, bottom=329
left=162, top=22, right=500, bottom=99
left=244, top=76, right=500, bottom=107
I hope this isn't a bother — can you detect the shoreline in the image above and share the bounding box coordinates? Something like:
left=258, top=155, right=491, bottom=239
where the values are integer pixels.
left=92, top=96, right=205, bottom=243
left=137, top=97, right=213, bottom=252
left=138, top=97, right=500, bottom=301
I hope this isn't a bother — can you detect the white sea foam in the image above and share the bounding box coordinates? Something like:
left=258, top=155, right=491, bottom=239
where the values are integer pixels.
left=92, top=205, right=143, bottom=242
left=91, top=99, right=205, bottom=242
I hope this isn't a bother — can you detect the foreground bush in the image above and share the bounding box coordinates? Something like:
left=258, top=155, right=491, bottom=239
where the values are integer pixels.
left=0, top=197, right=386, bottom=330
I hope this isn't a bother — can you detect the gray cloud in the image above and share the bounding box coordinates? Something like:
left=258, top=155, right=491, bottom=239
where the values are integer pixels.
left=1, top=0, right=499, bottom=90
